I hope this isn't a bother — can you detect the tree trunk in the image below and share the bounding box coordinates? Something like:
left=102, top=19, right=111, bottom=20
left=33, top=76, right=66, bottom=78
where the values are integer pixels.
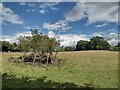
left=50, top=52, right=53, bottom=64
left=22, top=51, right=26, bottom=61
left=33, top=52, right=36, bottom=63
left=54, top=51, right=58, bottom=58
left=46, top=53, right=49, bottom=65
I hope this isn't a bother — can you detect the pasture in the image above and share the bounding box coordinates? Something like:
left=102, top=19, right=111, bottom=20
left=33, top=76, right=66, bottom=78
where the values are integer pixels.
left=1, top=51, right=118, bottom=88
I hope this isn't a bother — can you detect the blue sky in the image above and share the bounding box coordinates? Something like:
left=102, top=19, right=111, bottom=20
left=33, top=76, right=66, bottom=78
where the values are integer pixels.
left=1, top=2, right=118, bottom=46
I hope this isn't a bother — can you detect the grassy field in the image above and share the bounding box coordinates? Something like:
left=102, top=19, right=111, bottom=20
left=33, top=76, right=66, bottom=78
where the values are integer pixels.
left=1, top=51, right=118, bottom=88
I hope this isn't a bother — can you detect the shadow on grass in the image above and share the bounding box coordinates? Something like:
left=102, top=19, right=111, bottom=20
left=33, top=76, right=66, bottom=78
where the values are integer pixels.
left=2, top=73, right=95, bottom=90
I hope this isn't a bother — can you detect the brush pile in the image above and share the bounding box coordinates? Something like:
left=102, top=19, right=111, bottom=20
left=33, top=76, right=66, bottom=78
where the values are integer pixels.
left=9, top=53, right=61, bottom=64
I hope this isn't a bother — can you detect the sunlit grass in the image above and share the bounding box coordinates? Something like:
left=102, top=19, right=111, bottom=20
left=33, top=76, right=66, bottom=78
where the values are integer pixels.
left=2, top=51, right=118, bottom=88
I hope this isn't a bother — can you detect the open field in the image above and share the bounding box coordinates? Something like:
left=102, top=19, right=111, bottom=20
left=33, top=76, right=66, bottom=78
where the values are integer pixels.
left=1, top=51, right=118, bottom=88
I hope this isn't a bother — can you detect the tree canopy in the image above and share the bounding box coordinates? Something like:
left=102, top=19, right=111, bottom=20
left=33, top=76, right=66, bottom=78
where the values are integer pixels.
left=76, top=36, right=110, bottom=51
left=88, top=36, right=110, bottom=50
left=76, top=40, right=88, bottom=51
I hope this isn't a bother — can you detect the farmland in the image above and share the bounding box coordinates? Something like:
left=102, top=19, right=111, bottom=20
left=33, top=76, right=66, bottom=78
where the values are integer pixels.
left=1, top=51, right=118, bottom=88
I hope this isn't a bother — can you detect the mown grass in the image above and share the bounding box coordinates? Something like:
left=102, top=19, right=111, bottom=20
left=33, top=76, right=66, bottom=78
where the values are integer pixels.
left=1, top=51, right=118, bottom=88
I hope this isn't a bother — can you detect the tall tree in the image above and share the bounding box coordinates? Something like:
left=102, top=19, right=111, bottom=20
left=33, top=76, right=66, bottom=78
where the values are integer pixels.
left=88, top=36, right=110, bottom=50
left=2, top=41, right=12, bottom=52
left=76, top=40, right=88, bottom=51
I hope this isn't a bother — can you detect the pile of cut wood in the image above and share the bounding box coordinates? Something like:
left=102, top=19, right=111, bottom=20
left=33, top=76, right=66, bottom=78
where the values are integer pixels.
left=9, top=54, right=59, bottom=64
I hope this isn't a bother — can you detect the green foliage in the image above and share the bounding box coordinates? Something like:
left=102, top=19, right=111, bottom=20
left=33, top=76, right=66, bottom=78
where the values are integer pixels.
left=47, top=38, right=60, bottom=54
left=64, top=46, right=75, bottom=51
left=76, top=40, right=88, bottom=51
left=76, top=36, right=111, bottom=51
left=88, top=36, right=110, bottom=50
left=2, top=41, right=12, bottom=52
left=17, top=29, right=60, bottom=62
left=30, top=29, right=41, bottom=52
left=18, top=36, right=31, bottom=52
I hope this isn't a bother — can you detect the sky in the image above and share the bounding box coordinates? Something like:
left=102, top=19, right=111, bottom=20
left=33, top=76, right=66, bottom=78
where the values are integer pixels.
left=0, top=2, right=119, bottom=46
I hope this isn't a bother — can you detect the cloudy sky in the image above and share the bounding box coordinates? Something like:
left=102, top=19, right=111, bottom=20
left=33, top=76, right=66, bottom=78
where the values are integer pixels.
left=0, top=2, right=119, bottom=46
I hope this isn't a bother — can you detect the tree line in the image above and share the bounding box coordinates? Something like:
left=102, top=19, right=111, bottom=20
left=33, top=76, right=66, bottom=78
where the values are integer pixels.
left=1, top=34, right=119, bottom=52
left=59, top=36, right=119, bottom=51
left=76, top=36, right=119, bottom=51
left=76, top=36, right=117, bottom=51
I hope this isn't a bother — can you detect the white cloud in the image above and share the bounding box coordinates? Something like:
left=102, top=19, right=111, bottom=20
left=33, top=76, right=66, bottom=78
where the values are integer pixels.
left=28, top=3, right=36, bottom=7
left=39, top=2, right=59, bottom=14
left=0, top=35, right=18, bottom=43
left=92, top=32, right=102, bottom=37
left=24, top=2, right=59, bottom=14
left=43, top=23, right=57, bottom=30
left=19, top=2, right=26, bottom=6
left=107, top=38, right=118, bottom=46
left=48, top=2, right=118, bottom=32
left=65, top=2, right=118, bottom=25
left=95, top=23, right=108, bottom=28
left=17, top=31, right=32, bottom=37
left=1, top=31, right=32, bottom=43
left=104, top=32, right=118, bottom=41
left=39, top=2, right=59, bottom=9
left=86, top=2, right=118, bottom=24
left=26, top=9, right=36, bottom=12
left=25, top=25, right=40, bottom=30
left=51, top=7, right=58, bottom=11
left=65, top=2, right=86, bottom=22
left=1, top=3, right=24, bottom=24
left=19, top=2, right=37, bottom=7
left=43, top=20, right=71, bottom=31
left=48, top=31, right=57, bottom=38
left=48, top=31, right=90, bottom=46
left=39, top=9, right=45, bottom=14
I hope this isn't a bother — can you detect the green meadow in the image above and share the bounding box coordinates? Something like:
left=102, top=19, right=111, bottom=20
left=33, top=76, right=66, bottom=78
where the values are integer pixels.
left=1, top=51, right=118, bottom=88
